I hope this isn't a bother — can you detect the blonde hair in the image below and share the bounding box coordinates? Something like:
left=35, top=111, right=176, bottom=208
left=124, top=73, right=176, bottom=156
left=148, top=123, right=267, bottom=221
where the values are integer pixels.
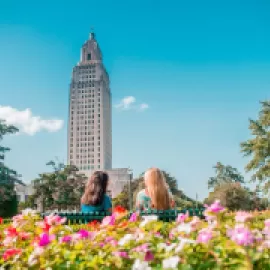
left=144, top=168, right=170, bottom=210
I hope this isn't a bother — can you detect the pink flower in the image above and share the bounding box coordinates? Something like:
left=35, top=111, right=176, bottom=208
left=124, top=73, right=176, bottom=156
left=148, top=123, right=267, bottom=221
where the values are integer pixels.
left=105, top=237, right=118, bottom=246
left=60, top=235, right=72, bottom=243
left=113, top=251, right=129, bottom=258
left=176, top=212, right=189, bottom=223
left=129, top=212, right=138, bottom=222
left=235, top=212, right=253, bottom=223
left=144, top=251, right=154, bottom=262
left=110, top=239, right=118, bottom=247
left=77, top=229, right=92, bottom=239
left=45, top=215, right=66, bottom=226
left=265, top=219, right=270, bottom=228
left=37, top=233, right=55, bottom=247
left=3, top=237, right=14, bottom=247
left=105, top=236, right=114, bottom=242
left=102, top=214, right=116, bottom=226
left=133, top=243, right=149, bottom=252
left=197, top=228, right=213, bottom=244
left=190, top=216, right=200, bottom=226
left=206, top=200, right=224, bottom=213
left=227, top=225, right=254, bottom=246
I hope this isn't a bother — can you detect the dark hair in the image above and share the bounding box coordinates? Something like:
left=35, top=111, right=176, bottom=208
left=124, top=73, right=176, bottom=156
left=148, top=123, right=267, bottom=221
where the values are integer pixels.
left=81, top=171, right=109, bottom=206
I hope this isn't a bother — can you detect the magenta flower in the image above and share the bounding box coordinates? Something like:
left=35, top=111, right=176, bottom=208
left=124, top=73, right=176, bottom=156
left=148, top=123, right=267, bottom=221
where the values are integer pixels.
left=176, top=212, right=189, bottom=223
left=235, top=211, right=253, bottom=223
left=77, top=230, right=91, bottom=239
left=102, top=214, right=116, bottom=226
left=144, top=251, right=154, bottom=262
left=129, top=212, right=138, bottom=222
left=38, top=233, right=54, bottom=247
left=206, top=200, right=224, bottom=213
left=197, top=229, right=213, bottom=244
left=60, top=235, right=72, bottom=243
left=227, top=225, right=254, bottom=246
left=113, top=251, right=129, bottom=258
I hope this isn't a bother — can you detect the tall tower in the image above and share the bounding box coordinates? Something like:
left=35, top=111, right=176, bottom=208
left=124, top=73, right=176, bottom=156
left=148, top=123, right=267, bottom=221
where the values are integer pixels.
left=68, top=32, right=112, bottom=175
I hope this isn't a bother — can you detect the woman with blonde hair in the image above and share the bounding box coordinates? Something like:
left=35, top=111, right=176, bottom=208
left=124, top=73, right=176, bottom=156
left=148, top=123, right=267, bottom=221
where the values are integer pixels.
left=136, top=168, right=174, bottom=211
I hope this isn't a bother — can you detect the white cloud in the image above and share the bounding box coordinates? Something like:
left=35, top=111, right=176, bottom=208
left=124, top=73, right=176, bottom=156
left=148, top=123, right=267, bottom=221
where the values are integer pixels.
left=115, top=96, right=149, bottom=112
left=138, top=103, right=149, bottom=111
left=0, top=105, right=64, bottom=136
left=115, top=96, right=136, bottom=110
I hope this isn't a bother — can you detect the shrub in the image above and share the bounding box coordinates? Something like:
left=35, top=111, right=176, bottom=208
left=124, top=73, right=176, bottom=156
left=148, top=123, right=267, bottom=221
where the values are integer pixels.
left=0, top=203, right=270, bottom=269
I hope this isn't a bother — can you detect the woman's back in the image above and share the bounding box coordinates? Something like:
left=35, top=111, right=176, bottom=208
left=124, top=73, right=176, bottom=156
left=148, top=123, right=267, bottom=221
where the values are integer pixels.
left=81, top=194, right=112, bottom=213
left=136, top=188, right=174, bottom=211
left=81, top=171, right=112, bottom=213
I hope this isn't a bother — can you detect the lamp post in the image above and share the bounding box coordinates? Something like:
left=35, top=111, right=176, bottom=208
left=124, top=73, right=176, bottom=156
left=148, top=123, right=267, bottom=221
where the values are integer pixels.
left=127, top=168, right=133, bottom=211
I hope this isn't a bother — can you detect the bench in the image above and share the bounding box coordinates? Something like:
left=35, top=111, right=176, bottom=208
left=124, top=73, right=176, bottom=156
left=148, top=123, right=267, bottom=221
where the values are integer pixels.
left=41, top=208, right=205, bottom=224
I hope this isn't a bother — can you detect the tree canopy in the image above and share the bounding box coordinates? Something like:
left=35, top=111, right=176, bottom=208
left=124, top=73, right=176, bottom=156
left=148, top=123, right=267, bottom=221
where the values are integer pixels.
left=205, top=182, right=268, bottom=211
left=0, top=120, right=20, bottom=217
left=208, top=162, right=245, bottom=190
left=241, top=100, right=270, bottom=194
left=31, top=161, right=87, bottom=211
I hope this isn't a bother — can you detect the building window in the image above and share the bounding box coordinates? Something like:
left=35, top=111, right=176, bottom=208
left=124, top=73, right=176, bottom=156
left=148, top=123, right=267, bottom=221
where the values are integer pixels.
left=87, top=53, right=91, bottom=60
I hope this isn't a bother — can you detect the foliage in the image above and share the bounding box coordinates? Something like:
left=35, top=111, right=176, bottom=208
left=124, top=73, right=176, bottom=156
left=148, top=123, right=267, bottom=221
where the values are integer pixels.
left=0, top=203, right=270, bottom=269
left=205, top=183, right=254, bottom=211
left=0, top=120, right=20, bottom=217
left=32, top=161, right=87, bottom=211
left=241, top=100, right=270, bottom=194
left=113, top=170, right=198, bottom=210
left=208, top=162, right=245, bottom=189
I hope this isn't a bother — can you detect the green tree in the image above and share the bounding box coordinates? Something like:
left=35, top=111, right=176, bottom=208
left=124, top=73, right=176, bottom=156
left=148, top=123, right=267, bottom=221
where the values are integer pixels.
left=208, top=162, right=245, bottom=189
left=0, top=120, right=20, bottom=217
left=205, top=183, right=252, bottom=211
left=32, top=161, right=87, bottom=211
left=205, top=182, right=268, bottom=211
left=241, top=100, right=270, bottom=194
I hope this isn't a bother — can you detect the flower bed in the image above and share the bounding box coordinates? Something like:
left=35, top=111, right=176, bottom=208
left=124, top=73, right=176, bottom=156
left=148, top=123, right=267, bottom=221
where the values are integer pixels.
left=0, top=203, right=270, bottom=269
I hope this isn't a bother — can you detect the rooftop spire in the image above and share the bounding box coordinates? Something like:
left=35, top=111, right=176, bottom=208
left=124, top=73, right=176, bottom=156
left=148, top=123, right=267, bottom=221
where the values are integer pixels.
left=90, top=27, right=95, bottom=40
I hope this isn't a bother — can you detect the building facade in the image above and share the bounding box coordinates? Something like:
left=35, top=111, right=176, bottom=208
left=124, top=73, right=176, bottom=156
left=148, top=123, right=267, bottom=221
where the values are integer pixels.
left=15, top=183, right=34, bottom=203
left=67, top=32, right=112, bottom=175
left=106, top=168, right=132, bottom=198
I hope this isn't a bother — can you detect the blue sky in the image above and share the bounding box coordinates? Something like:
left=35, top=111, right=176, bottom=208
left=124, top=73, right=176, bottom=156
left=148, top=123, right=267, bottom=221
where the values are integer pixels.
left=0, top=0, right=269, bottom=200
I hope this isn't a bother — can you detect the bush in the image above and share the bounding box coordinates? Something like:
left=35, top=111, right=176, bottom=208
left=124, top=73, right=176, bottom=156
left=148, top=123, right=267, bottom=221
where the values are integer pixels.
left=0, top=202, right=270, bottom=269
left=0, top=195, right=18, bottom=218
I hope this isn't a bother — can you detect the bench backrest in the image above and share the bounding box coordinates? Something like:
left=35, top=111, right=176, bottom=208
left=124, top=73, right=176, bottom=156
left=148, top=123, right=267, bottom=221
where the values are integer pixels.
left=41, top=208, right=205, bottom=224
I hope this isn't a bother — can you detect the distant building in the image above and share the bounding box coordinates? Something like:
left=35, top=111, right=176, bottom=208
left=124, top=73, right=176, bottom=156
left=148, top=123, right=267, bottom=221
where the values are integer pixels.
left=67, top=31, right=112, bottom=174
left=106, top=168, right=132, bottom=198
left=14, top=182, right=34, bottom=203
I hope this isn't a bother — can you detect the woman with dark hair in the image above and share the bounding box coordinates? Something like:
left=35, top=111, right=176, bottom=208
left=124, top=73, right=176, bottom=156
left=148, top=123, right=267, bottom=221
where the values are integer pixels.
left=81, top=171, right=112, bottom=213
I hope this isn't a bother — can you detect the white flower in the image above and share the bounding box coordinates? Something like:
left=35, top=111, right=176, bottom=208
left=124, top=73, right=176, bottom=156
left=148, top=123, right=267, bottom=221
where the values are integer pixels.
left=175, top=237, right=196, bottom=253
left=139, top=215, right=158, bottom=228
left=28, top=247, right=44, bottom=266
left=162, top=256, right=180, bottom=269
left=118, top=234, right=134, bottom=246
left=132, top=259, right=152, bottom=270
left=22, top=208, right=37, bottom=216
left=28, top=254, right=38, bottom=266
left=177, top=223, right=192, bottom=234
left=157, top=243, right=177, bottom=252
